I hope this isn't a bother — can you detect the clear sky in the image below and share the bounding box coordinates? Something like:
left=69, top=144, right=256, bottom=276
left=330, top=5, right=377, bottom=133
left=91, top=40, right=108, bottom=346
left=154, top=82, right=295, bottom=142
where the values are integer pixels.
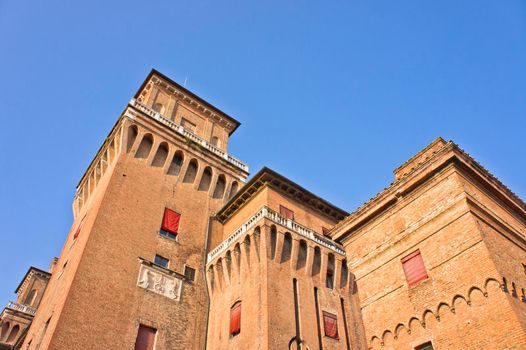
left=0, top=1, right=525, bottom=305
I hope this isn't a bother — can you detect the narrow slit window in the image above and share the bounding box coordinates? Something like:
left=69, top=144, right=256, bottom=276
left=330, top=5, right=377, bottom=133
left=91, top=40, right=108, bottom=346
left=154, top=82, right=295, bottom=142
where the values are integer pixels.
left=401, top=250, right=428, bottom=287
left=160, top=208, right=180, bottom=239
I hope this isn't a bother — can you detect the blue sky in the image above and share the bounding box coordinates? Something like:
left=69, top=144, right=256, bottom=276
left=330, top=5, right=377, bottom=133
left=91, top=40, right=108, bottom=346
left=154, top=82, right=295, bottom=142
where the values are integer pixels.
left=0, top=1, right=525, bottom=305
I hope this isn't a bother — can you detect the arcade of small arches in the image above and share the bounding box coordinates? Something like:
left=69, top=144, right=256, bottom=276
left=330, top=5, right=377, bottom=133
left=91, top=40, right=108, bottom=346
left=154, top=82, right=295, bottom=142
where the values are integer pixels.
left=126, top=124, right=240, bottom=201
left=0, top=321, right=21, bottom=346
left=206, top=224, right=354, bottom=294
left=74, top=126, right=122, bottom=212
left=368, top=277, right=503, bottom=349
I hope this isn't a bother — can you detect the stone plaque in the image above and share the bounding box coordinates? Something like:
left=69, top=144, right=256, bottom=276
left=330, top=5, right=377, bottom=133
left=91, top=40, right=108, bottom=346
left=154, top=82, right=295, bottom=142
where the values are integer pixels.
left=137, top=264, right=183, bottom=301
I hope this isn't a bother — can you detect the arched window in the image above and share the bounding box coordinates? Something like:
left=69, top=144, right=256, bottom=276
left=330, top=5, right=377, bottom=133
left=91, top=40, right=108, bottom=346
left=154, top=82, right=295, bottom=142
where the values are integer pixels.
left=167, top=151, right=184, bottom=176
left=230, top=301, right=241, bottom=336
left=183, top=159, right=199, bottom=183
left=228, top=181, right=239, bottom=199
left=234, top=243, right=241, bottom=271
left=225, top=250, right=232, bottom=278
left=151, top=142, right=169, bottom=167
left=296, top=240, right=307, bottom=270
left=6, top=324, right=19, bottom=343
left=312, top=247, right=321, bottom=276
left=198, top=167, right=213, bottom=192
left=135, top=134, right=153, bottom=159
left=212, top=175, right=226, bottom=199
left=243, top=235, right=251, bottom=263
left=108, top=139, right=116, bottom=161
left=281, top=232, right=292, bottom=263
left=1, top=322, right=10, bottom=341
left=340, top=259, right=348, bottom=289
left=24, top=289, right=38, bottom=306
left=126, top=125, right=138, bottom=153
left=152, top=102, right=165, bottom=114
left=270, top=225, right=277, bottom=260
left=326, top=253, right=335, bottom=289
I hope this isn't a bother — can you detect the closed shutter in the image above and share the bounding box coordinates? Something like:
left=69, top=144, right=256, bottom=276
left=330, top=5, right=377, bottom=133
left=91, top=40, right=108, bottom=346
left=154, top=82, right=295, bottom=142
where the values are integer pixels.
left=230, top=302, right=241, bottom=335
left=134, top=325, right=156, bottom=350
left=402, top=250, right=428, bottom=286
left=279, top=205, right=295, bottom=220
left=161, top=208, right=180, bottom=235
left=73, top=216, right=86, bottom=239
left=323, top=312, right=339, bottom=339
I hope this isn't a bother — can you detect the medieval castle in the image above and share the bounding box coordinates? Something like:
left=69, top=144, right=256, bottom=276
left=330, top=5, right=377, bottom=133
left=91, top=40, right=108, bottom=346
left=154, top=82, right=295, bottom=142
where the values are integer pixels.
left=1, top=70, right=525, bottom=350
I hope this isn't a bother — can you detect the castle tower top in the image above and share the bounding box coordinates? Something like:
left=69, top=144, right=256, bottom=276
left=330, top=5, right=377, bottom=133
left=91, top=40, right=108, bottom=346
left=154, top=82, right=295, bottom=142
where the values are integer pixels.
left=134, top=69, right=240, bottom=147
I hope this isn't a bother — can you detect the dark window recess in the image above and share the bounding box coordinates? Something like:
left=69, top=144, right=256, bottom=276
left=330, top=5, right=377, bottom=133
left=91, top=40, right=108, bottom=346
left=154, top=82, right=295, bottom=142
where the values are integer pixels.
left=160, top=208, right=180, bottom=239
left=181, top=118, right=196, bottom=133
left=134, top=324, right=157, bottom=350
left=401, top=250, right=428, bottom=286
left=323, top=311, right=339, bottom=339
left=230, top=302, right=241, bottom=336
left=326, top=268, right=334, bottom=289
left=154, top=255, right=169, bottom=268
left=279, top=205, right=295, bottom=220
left=415, top=341, right=434, bottom=350
left=184, top=266, right=196, bottom=282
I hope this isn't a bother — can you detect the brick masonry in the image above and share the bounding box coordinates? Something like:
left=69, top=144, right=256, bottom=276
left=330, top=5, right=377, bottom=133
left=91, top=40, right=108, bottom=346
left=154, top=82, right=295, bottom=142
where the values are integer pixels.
left=1, top=72, right=523, bottom=350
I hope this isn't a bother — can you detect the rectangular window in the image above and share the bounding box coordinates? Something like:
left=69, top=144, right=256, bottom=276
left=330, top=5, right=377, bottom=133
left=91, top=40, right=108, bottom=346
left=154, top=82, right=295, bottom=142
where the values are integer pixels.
left=181, top=118, right=196, bottom=133
left=230, top=302, right=241, bottom=336
left=279, top=205, right=295, bottom=220
left=134, top=324, right=157, bottom=350
left=184, top=266, right=196, bottom=282
left=154, top=255, right=169, bottom=268
left=415, top=341, right=434, bottom=350
left=160, top=208, right=180, bottom=239
left=322, top=311, right=339, bottom=339
left=402, top=250, right=428, bottom=287
left=211, top=136, right=220, bottom=147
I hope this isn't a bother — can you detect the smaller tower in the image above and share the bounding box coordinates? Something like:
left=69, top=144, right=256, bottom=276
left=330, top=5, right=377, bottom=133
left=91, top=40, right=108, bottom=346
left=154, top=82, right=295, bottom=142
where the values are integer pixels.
left=206, top=168, right=367, bottom=350
left=0, top=266, right=51, bottom=349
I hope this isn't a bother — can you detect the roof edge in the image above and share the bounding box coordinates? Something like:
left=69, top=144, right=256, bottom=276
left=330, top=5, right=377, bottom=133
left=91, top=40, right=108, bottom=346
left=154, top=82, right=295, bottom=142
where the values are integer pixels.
left=134, top=69, right=241, bottom=135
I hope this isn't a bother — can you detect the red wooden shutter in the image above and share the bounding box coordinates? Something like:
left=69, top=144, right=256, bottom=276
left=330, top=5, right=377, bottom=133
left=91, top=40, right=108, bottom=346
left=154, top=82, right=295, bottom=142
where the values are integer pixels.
left=323, top=312, right=339, bottom=339
left=230, top=302, right=241, bottom=335
left=279, top=205, right=295, bottom=220
left=402, top=250, right=428, bottom=286
left=161, top=208, right=180, bottom=234
left=134, top=325, right=156, bottom=350
left=73, top=216, right=86, bottom=239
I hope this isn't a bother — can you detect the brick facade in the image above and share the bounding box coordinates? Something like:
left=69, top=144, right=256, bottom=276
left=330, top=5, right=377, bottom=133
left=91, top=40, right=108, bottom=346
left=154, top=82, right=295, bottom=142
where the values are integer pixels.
left=1, top=71, right=524, bottom=349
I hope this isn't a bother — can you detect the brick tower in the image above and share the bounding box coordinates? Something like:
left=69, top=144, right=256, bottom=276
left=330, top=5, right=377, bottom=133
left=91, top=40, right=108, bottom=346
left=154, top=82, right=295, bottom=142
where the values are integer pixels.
left=205, top=168, right=367, bottom=350
left=22, top=70, right=249, bottom=349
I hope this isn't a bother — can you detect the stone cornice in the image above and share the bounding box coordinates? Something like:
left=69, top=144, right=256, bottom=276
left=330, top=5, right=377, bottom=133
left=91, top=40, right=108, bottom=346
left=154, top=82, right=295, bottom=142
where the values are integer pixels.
left=135, top=69, right=240, bottom=136
left=332, top=141, right=526, bottom=242
left=216, top=167, right=348, bottom=223
left=15, top=267, right=51, bottom=295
